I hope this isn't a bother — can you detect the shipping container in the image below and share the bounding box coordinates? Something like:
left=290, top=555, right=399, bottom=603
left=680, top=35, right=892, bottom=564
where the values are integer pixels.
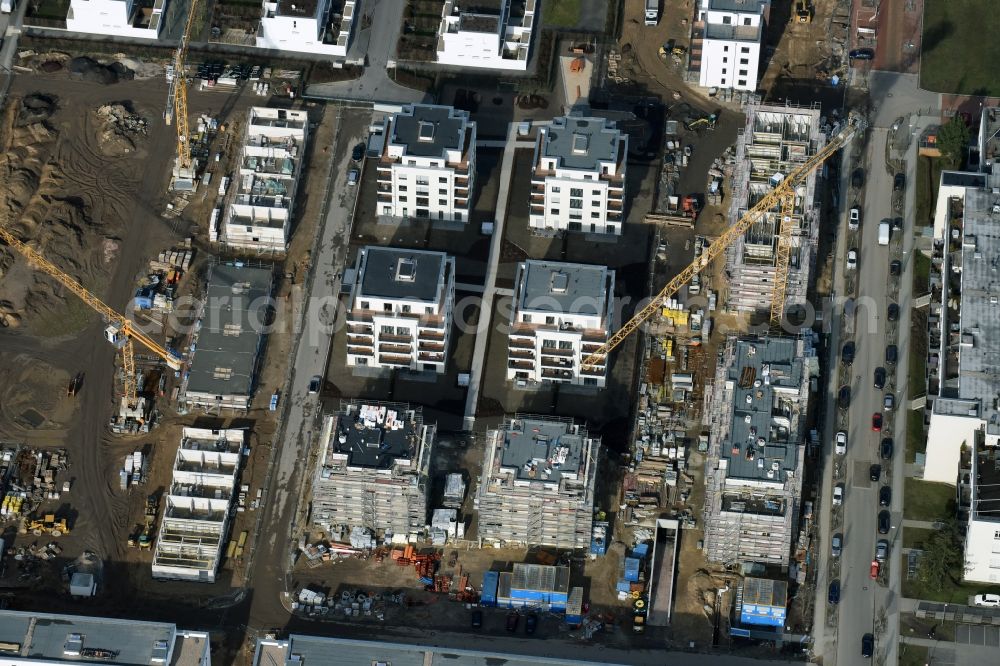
left=481, top=571, right=499, bottom=607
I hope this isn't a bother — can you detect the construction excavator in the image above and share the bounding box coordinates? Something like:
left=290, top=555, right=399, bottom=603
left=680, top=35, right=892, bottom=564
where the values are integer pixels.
left=20, top=513, right=70, bottom=537
left=581, top=112, right=866, bottom=372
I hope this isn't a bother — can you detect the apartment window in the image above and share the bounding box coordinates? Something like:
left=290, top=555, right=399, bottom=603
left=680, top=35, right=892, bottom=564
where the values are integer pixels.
left=439, top=199, right=448, bottom=206
left=417, top=197, right=429, bottom=206
left=439, top=188, right=448, bottom=195
left=426, top=306, right=433, bottom=314
left=607, top=224, right=616, bottom=234
left=408, top=160, right=416, bottom=165
left=523, top=315, right=532, bottom=323
left=552, top=186, right=561, bottom=193
left=741, top=46, right=750, bottom=53
left=723, top=45, right=729, bottom=52
left=550, top=208, right=560, bottom=215
left=738, top=79, right=747, bottom=87
left=722, top=69, right=727, bottom=75
left=402, top=305, right=411, bottom=313
left=394, top=326, right=407, bottom=335
left=545, top=316, right=555, bottom=325
left=455, top=212, right=463, bottom=221
left=721, top=78, right=727, bottom=85
left=591, top=211, right=600, bottom=218
left=743, top=17, right=751, bottom=25
left=570, top=188, right=583, bottom=197
left=722, top=16, right=731, bottom=24
left=439, top=176, right=447, bottom=183
left=569, top=212, right=582, bottom=220
left=740, top=58, right=749, bottom=65
left=399, top=196, right=408, bottom=202
left=356, top=357, right=368, bottom=365
left=361, top=301, right=369, bottom=309
left=381, top=325, right=394, bottom=334
left=570, top=199, right=583, bottom=209
left=542, top=338, right=558, bottom=347
left=592, top=200, right=601, bottom=208
left=558, top=340, right=573, bottom=350
left=739, top=69, right=748, bottom=76
left=416, top=177, right=429, bottom=186
left=723, top=58, right=728, bottom=64
left=399, top=185, right=408, bottom=191
left=583, top=377, right=598, bottom=386
left=384, top=303, right=392, bottom=312
left=585, top=174, right=594, bottom=180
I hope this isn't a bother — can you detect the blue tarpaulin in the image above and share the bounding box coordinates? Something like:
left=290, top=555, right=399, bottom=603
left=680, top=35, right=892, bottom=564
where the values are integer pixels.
left=624, top=557, right=641, bottom=582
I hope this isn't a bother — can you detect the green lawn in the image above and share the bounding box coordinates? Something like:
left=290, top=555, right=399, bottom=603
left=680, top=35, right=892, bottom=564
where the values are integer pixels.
left=908, top=307, right=928, bottom=400
left=27, top=0, right=69, bottom=19
left=898, top=643, right=929, bottom=666
left=913, top=251, right=931, bottom=297
left=902, top=576, right=1000, bottom=604
left=544, top=0, right=582, bottom=28
left=903, top=527, right=934, bottom=550
left=905, top=409, right=926, bottom=463
left=904, top=478, right=955, bottom=522
left=914, top=156, right=943, bottom=232
left=921, top=0, right=1000, bottom=95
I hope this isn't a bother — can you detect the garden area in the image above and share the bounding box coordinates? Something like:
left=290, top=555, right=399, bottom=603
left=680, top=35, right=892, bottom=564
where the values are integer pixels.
left=904, top=478, right=955, bottom=522
left=921, top=0, right=1000, bottom=96
left=905, top=409, right=926, bottom=464
left=907, top=307, right=928, bottom=401
left=23, top=0, right=70, bottom=28
left=397, top=0, right=446, bottom=62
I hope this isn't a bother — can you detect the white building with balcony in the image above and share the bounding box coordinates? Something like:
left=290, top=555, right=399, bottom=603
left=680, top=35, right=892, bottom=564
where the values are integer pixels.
left=506, top=260, right=614, bottom=388
left=152, top=428, right=244, bottom=583
left=66, top=0, right=168, bottom=39
left=214, top=107, right=308, bottom=253
left=694, top=0, right=768, bottom=92
left=436, top=0, right=536, bottom=71
left=529, top=116, right=628, bottom=236
left=257, top=0, right=358, bottom=56
left=345, top=246, right=455, bottom=373
left=376, top=104, right=476, bottom=223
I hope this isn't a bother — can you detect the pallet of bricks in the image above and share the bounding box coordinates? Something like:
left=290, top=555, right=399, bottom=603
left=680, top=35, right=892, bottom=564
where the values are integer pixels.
left=390, top=545, right=440, bottom=580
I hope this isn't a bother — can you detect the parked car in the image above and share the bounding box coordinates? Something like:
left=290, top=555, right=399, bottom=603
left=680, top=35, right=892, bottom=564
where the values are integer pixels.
left=887, top=303, right=900, bottom=321
left=829, top=579, right=841, bottom=605
left=351, top=143, right=365, bottom=162
left=832, top=533, right=843, bottom=558
left=871, top=412, right=883, bottom=432
left=525, top=612, right=538, bottom=635
left=973, top=593, right=1000, bottom=608
left=846, top=249, right=858, bottom=270
left=880, top=437, right=894, bottom=460
left=849, top=206, right=861, bottom=230
left=842, top=342, right=855, bottom=366
left=875, top=539, right=889, bottom=562
left=307, top=375, right=321, bottom=394
left=878, top=510, right=891, bottom=534
left=862, top=633, right=875, bottom=658
left=852, top=168, right=865, bottom=188
left=833, top=483, right=844, bottom=506
left=506, top=612, right=519, bottom=632
left=870, top=464, right=882, bottom=482
left=869, top=559, right=880, bottom=579
left=894, top=172, right=906, bottom=191
left=884, top=393, right=895, bottom=411
left=874, top=367, right=886, bottom=390
left=835, top=430, right=848, bottom=455
left=886, top=344, right=898, bottom=365
left=838, top=385, right=851, bottom=409
left=471, top=610, right=483, bottom=628
left=879, top=485, right=892, bottom=507
left=890, top=259, right=902, bottom=276
left=347, top=169, right=360, bottom=185
left=850, top=48, right=875, bottom=61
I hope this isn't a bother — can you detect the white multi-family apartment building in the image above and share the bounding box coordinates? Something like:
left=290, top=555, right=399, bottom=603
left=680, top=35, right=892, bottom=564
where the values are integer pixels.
left=213, top=107, right=308, bottom=253
left=529, top=116, right=628, bottom=235
left=694, top=0, right=768, bottom=92
left=257, top=0, right=358, bottom=56
left=66, top=0, right=168, bottom=39
left=506, top=260, right=614, bottom=388
left=376, top=104, right=476, bottom=223
left=436, top=0, right=536, bottom=71
left=345, top=246, right=455, bottom=373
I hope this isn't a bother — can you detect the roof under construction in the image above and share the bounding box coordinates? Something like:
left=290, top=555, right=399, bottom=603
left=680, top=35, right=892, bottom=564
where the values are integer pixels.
left=500, top=417, right=585, bottom=484
left=331, top=403, right=416, bottom=469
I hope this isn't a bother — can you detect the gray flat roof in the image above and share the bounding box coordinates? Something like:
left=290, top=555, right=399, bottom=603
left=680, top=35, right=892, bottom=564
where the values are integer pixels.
left=541, top=117, right=619, bottom=171
left=517, top=260, right=610, bottom=316
left=957, top=188, right=1000, bottom=414
left=333, top=403, right=418, bottom=469
left=500, top=417, right=587, bottom=484
left=391, top=105, right=468, bottom=158
left=357, top=246, right=448, bottom=303
left=704, top=23, right=762, bottom=42
left=942, top=171, right=987, bottom=188
left=720, top=338, right=805, bottom=482
left=0, top=610, right=176, bottom=665
left=706, top=0, right=767, bottom=12
left=186, top=263, right=272, bottom=398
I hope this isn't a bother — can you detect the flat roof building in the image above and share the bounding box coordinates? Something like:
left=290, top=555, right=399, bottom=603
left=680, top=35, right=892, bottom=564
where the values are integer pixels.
left=66, top=0, right=168, bottom=40
left=702, top=336, right=813, bottom=567
left=693, top=0, right=769, bottom=92
left=477, top=415, right=599, bottom=549
left=310, top=401, right=434, bottom=538
left=213, top=107, right=308, bottom=253
left=376, top=104, right=476, bottom=224
left=345, top=246, right=455, bottom=373
left=181, top=263, right=273, bottom=413
left=507, top=260, right=614, bottom=387
left=152, top=428, right=244, bottom=583
left=0, top=610, right=210, bottom=666
left=257, top=0, right=359, bottom=56
left=530, top=116, right=628, bottom=236
left=724, top=102, right=824, bottom=315
left=435, top=0, right=537, bottom=71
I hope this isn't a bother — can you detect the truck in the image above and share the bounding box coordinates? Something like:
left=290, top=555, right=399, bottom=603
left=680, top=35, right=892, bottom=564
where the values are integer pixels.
left=645, top=0, right=658, bottom=25
left=878, top=221, right=890, bottom=246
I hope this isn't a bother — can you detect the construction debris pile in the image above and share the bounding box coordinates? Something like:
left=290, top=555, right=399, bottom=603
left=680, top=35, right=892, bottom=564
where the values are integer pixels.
left=133, top=241, right=194, bottom=316
left=95, top=103, right=147, bottom=156
left=292, top=586, right=405, bottom=620
left=1, top=447, right=70, bottom=521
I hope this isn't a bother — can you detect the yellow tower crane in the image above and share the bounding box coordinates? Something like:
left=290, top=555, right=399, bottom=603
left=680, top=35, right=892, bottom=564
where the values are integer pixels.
left=164, top=0, right=202, bottom=185
left=0, top=227, right=184, bottom=407
left=581, top=112, right=865, bottom=372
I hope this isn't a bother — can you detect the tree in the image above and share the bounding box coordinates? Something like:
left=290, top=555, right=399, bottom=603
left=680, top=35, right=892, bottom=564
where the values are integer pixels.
left=916, top=517, right=964, bottom=591
left=937, top=118, right=971, bottom=169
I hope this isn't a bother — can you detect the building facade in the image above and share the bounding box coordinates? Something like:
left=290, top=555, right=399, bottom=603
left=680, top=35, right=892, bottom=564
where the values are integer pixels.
left=345, top=246, right=455, bottom=373
left=376, top=104, right=476, bottom=223
left=213, top=107, right=308, bottom=253
left=476, top=415, right=599, bottom=549
left=702, top=336, right=813, bottom=568
left=724, top=102, right=823, bottom=314
left=66, top=0, right=168, bottom=39
left=309, top=402, right=433, bottom=538
left=152, top=428, right=244, bottom=583
left=529, top=116, right=628, bottom=235
left=257, top=0, right=358, bottom=56
left=435, top=0, right=536, bottom=70
left=694, top=0, right=768, bottom=92
left=507, top=260, right=614, bottom=387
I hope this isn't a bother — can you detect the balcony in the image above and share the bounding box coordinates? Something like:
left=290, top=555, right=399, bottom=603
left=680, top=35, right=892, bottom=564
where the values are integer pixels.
left=347, top=324, right=374, bottom=335
left=508, top=336, right=533, bottom=349
left=541, top=368, right=575, bottom=380
left=378, top=342, right=412, bottom=354
left=418, top=341, right=446, bottom=352
left=378, top=353, right=413, bottom=367
left=347, top=334, right=374, bottom=346
left=540, top=346, right=573, bottom=356
left=540, top=356, right=573, bottom=369
left=418, top=329, right=446, bottom=341
left=351, top=310, right=446, bottom=326
left=508, top=348, right=534, bottom=359
left=508, top=359, right=534, bottom=370
left=418, top=351, right=444, bottom=362
left=378, top=333, right=413, bottom=343
left=580, top=364, right=606, bottom=375
left=347, top=345, right=375, bottom=356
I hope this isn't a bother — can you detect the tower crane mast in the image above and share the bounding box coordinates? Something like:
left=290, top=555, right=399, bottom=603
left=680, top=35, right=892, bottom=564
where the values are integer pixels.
left=582, top=113, right=865, bottom=371
left=165, top=0, right=202, bottom=180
